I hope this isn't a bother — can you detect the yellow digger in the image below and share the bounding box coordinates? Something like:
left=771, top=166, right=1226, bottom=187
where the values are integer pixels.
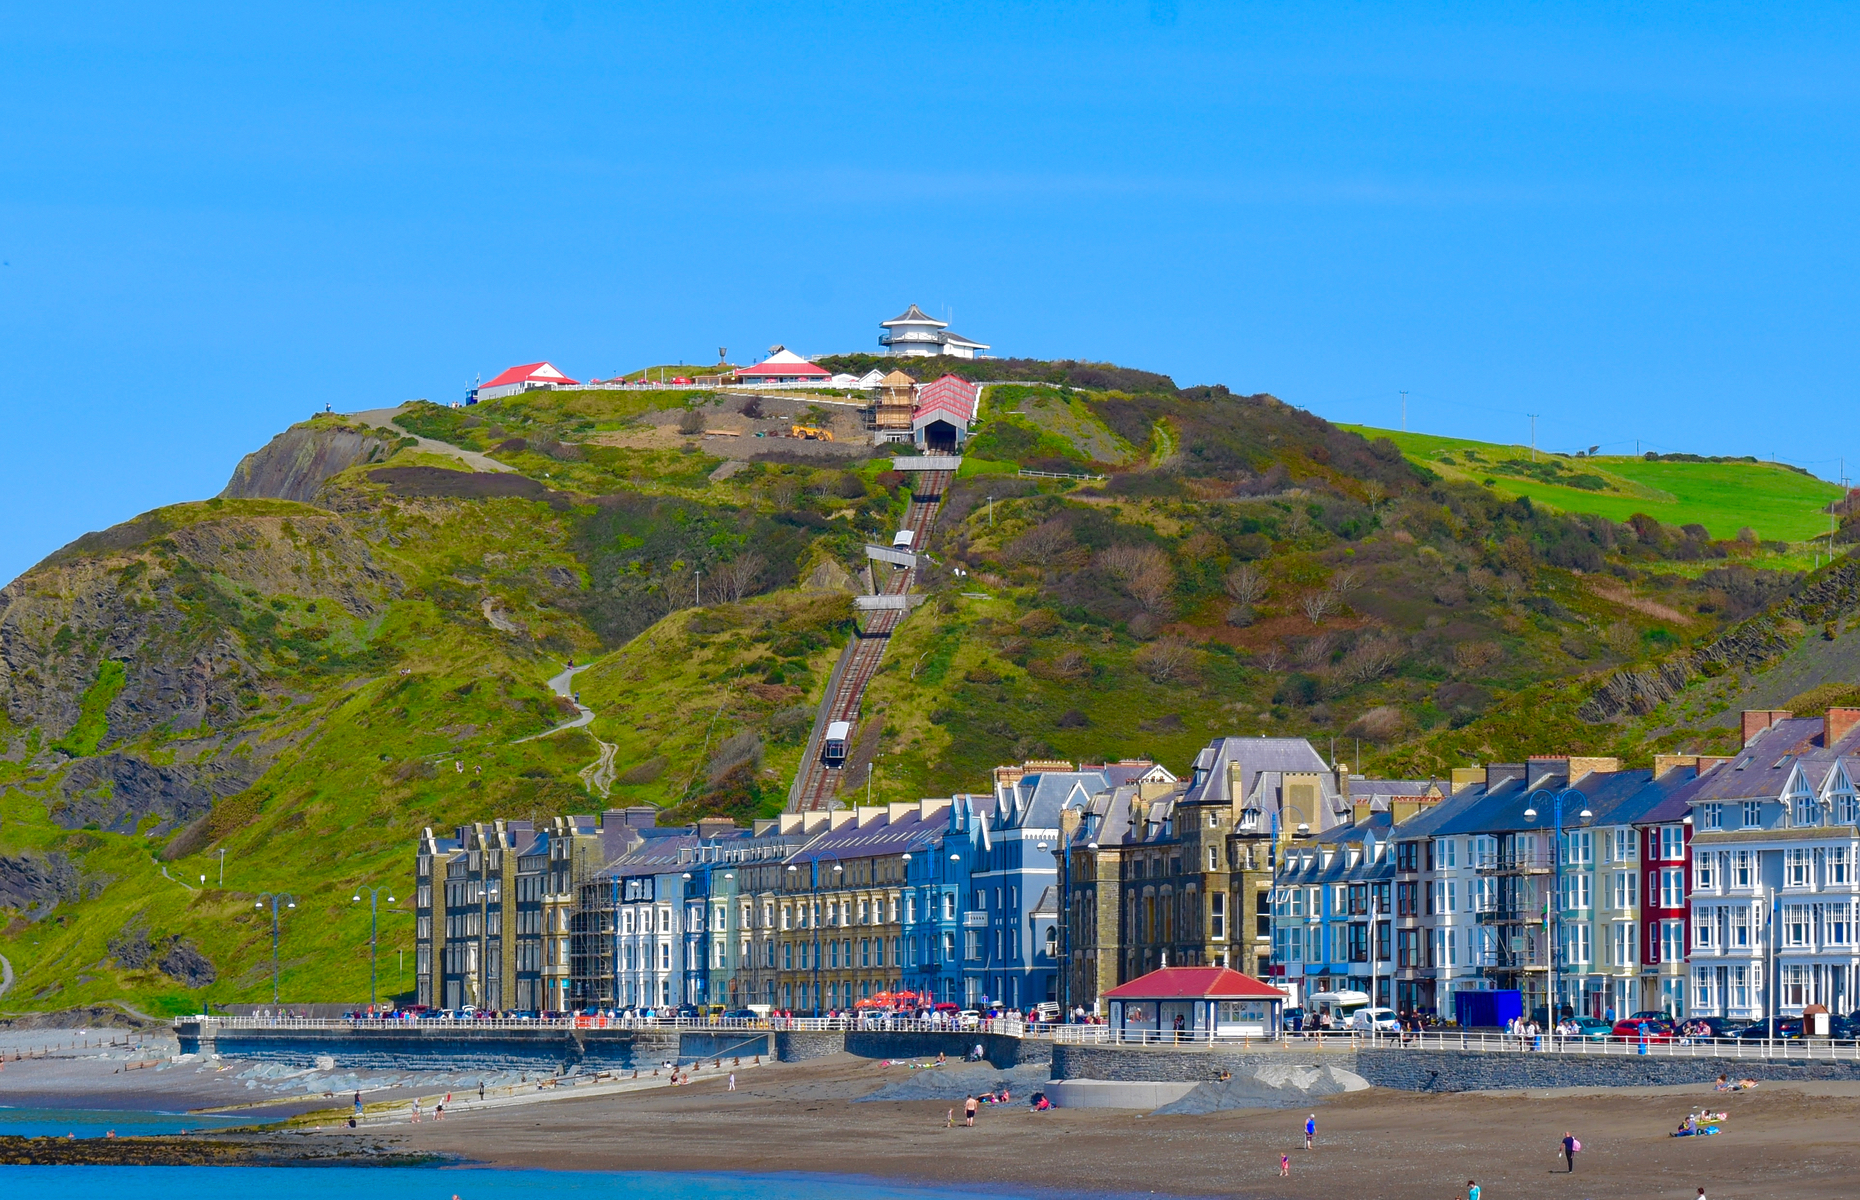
left=791, top=424, right=834, bottom=441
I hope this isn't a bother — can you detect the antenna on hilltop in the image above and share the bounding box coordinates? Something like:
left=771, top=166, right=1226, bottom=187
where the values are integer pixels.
left=1400, top=390, right=1408, bottom=432
left=1528, top=414, right=1540, bottom=462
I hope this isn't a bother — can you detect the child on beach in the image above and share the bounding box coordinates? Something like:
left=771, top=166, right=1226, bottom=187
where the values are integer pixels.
left=1279, top=1154, right=1290, bottom=1177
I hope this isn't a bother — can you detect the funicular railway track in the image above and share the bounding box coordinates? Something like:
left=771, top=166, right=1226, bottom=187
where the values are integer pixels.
left=788, top=468, right=952, bottom=811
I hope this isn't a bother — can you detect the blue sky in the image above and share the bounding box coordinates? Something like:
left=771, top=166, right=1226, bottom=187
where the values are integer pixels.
left=3, top=2, right=1858, bottom=583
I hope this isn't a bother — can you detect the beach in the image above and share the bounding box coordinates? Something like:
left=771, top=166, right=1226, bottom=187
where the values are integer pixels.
left=12, top=1039, right=1860, bottom=1195
left=342, top=1052, right=1860, bottom=1198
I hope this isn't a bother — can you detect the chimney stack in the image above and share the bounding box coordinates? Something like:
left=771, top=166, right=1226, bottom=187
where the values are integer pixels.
left=1741, top=710, right=1794, bottom=747
left=1830, top=707, right=1860, bottom=747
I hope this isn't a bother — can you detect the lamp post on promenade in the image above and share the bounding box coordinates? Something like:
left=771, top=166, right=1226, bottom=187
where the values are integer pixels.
left=254, top=892, right=297, bottom=1005
left=351, top=887, right=397, bottom=1010
left=1524, top=788, right=1591, bottom=1022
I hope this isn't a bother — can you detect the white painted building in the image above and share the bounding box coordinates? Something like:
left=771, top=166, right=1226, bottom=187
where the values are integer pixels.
left=878, top=304, right=989, bottom=359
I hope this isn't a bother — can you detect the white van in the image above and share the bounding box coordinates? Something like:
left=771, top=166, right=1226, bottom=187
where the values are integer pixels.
left=1306, top=989, right=1370, bottom=1029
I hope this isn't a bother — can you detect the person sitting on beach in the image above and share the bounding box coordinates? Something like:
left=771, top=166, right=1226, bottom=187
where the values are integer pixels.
left=936, top=1051, right=946, bottom=1065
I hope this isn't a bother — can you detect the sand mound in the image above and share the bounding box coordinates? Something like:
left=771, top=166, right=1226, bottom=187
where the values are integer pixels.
left=1151, top=1065, right=1369, bottom=1115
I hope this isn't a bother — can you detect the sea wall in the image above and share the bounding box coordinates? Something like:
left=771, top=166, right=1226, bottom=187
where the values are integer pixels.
left=775, top=1029, right=1047, bottom=1069
left=1051, top=1041, right=1860, bottom=1091
left=174, top=1022, right=767, bottom=1073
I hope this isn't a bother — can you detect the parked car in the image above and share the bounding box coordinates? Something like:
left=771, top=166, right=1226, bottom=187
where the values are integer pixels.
left=1350, top=1006, right=1401, bottom=1033
left=1031, top=1002, right=1060, bottom=1023
left=1677, top=1016, right=1734, bottom=1039
left=1567, top=1017, right=1614, bottom=1040
left=1612, top=1018, right=1676, bottom=1042
left=1734, top=1018, right=1803, bottom=1040
left=1282, top=1006, right=1306, bottom=1032
left=674, top=1004, right=702, bottom=1020
left=721, top=1009, right=759, bottom=1021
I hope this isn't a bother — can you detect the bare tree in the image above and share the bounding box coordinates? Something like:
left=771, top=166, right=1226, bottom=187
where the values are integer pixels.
left=1258, top=644, right=1287, bottom=673
left=1299, top=589, right=1338, bottom=625
left=1327, top=568, right=1360, bottom=598
left=1099, top=544, right=1175, bottom=615
left=1134, top=636, right=1196, bottom=683
left=1453, top=640, right=1503, bottom=672
left=1339, top=634, right=1404, bottom=684
left=1224, top=563, right=1268, bottom=606
left=1362, top=480, right=1387, bottom=513
left=719, top=553, right=765, bottom=603
left=1006, top=519, right=1077, bottom=570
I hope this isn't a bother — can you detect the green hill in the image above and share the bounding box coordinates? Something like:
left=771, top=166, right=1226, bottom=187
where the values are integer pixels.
left=0, top=374, right=1852, bottom=1016
left=1341, top=425, right=1845, bottom=547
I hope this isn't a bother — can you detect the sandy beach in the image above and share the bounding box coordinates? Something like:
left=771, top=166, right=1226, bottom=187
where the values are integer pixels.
left=314, top=1051, right=1860, bottom=1199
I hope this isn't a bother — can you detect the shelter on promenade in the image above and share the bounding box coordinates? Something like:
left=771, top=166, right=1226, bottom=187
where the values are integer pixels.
left=1102, top=965, right=1285, bottom=1038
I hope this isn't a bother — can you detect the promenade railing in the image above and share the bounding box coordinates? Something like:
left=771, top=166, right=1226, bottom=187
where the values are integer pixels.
left=172, top=1014, right=1860, bottom=1063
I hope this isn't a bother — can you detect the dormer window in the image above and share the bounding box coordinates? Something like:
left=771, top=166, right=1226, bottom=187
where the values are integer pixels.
left=1742, top=801, right=1763, bottom=829
left=1793, top=795, right=1820, bottom=827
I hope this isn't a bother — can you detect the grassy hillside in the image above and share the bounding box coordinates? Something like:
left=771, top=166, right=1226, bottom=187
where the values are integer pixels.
left=1342, top=425, right=1844, bottom=546
left=0, top=371, right=1848, bottom=1015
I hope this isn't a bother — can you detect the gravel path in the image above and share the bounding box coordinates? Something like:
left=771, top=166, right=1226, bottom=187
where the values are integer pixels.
left=346, top=405, right=514, bottom=474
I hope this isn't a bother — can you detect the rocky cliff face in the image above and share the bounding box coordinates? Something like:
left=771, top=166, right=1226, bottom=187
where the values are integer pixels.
left=221, top=422, right=395, bottom=504
left=0, top=504, right=403, bottom=832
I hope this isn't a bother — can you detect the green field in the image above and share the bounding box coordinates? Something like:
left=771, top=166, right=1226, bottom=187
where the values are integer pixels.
left=1343, top=425, right=1845, bottom=543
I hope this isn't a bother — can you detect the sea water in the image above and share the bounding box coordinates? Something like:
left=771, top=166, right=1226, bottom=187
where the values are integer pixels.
left=0, top=1168, right=1034, bottom=1200
left=0, top=1107, right=263, bottom=1138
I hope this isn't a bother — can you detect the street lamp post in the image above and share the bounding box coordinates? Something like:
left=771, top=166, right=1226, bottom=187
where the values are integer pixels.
left=1524, top=788, right=1592, bottom=1024
left=254, top=892, right=297, bottom=1005
left=351, top=887, right=397, bottom=1010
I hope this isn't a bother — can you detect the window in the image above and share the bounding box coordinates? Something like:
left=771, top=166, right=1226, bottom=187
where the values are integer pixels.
left=1611, top=871, right=1638, bottom=910
left=1561, top=873, right=1592, bottom=911
left=1694, top=967, right=1715, bottom=1011
left=1562, top=922, right=1592, bottom=966
left=1661, top=919, right=1686, bottom=963
left=1349, top=884, right=1368, bottom=916
left=1695, top=910, right=1715, bottom=948
left=1783, top=904, right=1810, bottom=947
left=1611, top=922, right=1636, bottom=967
left=1660, top=868, right=1685, bottom=909
left=1794, top=794, right=1821, bottom=826
left=1333, top=885, right=1350, bottom=914
left=943, top=932, right=956, bottom=962
left=1434, top=838, right=1457, bottom=868
left=860, top=938, right=871, bottom=967
left=1372, top=881, right=1391, bottom=915
left=1702, top=803, right=1723, bottom=831
left=963, top=931, right=982, bottom=961
left=1786, top=848, right=1812, bottom=888
left=1563, top=831, right=1594, bottom=866
left=1397, top=928, right=1420, bottom=967
left=1832, top=848, right=1852, bottom=885
left=658, top=906, right=672, bottom=933
left=1694, top=855, right=1714, bottom=890
left=1211, top=892, right=1226, bottom=940
left=1734, top=850, right=1753, bottom=889
left=659, top=942, right=671, bottom=970
left=1784, top=963, right=1809, bottom=1007
left=1473, top=876, right=1497, bottom=914
left=1431, top=927, right=1459, bottom=968
left=1742, top=801, right=1763, bottom=829
left=1347, top=923, right=1369, bottom=962
left=1396, top=881, right=1418, bottom=917
left=943, top=892, right=956, bottom=920
left=782, top=942, right=793, bottom=969
left=1730, top=965, right=1749, bottom=1010
left=1730, top=906, right=1750, bottom=948
left=1396, top=842, right=1418, bottom=872
left=1829, top=903, right=1852, bottom=946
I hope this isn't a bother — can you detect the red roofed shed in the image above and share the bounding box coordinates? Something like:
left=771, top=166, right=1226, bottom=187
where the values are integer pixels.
left=735, top=348, right=831, bottom=381
left=479, top=361, right=579, bottom=401
left=1103, top=966, right=1285, bottom=1039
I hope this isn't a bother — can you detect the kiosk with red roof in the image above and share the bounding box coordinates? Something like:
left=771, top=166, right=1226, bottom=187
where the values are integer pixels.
left=735, top=347, right=832, bottom=383
left=1103, top=966, right=1286, bottom=1039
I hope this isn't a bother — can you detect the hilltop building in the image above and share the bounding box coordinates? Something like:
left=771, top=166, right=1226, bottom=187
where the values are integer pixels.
left=478, top=362, right=579, bottom=402
left=879, top=304, right=989, bottom=359
left=735, top=347, right=831, bottom=384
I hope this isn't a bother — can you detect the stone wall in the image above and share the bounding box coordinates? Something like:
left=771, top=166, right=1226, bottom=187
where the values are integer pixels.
left=1354, top=1047, right=1860, bottom=1091
left=1053, top=1043, right=1337, bottom=1083
left=844, top=1030, right=1048, bottom=1069
left=1053, top=1041, right=1860, bottom=1092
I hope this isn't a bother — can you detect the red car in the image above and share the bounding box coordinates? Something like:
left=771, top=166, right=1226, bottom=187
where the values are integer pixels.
left=1612, top=1018, right=1676, bottom=1042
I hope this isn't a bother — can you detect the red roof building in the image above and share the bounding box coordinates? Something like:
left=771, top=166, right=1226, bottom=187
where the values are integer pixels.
left=735, top=347, right=831, bottom=382
left=1103, top=966, right=1286, bottom=1039
left=478, top=361, right=580, bottom=401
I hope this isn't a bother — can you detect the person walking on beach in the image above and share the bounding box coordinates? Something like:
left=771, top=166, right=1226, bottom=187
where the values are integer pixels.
left=728, top=1072, right=736, bottom=1091
left=1561, top=1131, right=1578, bottom=1172
left=946, top=1107, right=955, bottom=1128
left=1466, top=1182, right=1479, bottom=1200
left=1304, top=1113, right=1316, bottom=1149
left=1279, top=1153, right=1290, bottom=1178
left=964, top=1095, right=978, bottom=1127
left=411, top=1099, right=421, bottom=1123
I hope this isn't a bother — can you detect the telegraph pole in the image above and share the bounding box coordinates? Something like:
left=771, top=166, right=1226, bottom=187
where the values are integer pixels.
left=1400, top=390, right=1408, bottom=432
left=1528, top=415, right=1539, bottom=462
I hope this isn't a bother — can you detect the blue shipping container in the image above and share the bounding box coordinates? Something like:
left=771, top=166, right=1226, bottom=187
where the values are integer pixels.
left=1455, top=989, right=1522, bottom=1029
